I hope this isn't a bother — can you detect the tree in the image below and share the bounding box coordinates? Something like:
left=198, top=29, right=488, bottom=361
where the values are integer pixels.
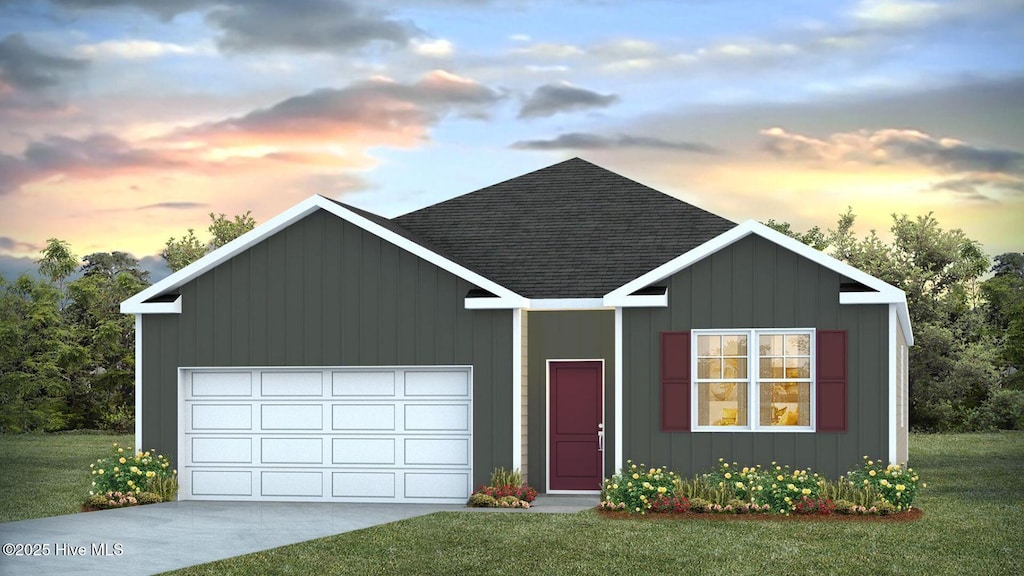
left=767, top=210, right=1009, bottom=431
left=162, top=211, right=256, bottom=272
left=36, top=238, right=78, bottom=309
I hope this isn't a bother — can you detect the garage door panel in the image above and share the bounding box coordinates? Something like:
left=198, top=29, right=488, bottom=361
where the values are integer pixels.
left=332, top=404, right=396, bottom=431
left=405, top=404, right=469, bottom=431
left=261, top=471, right=323, bottom=497
left=404, top=438, right=469, bottom=466
left=192, top=437, right=252, bottom=463
left=405, top=371, right=469, bottom=396
left=332, top=371, right=396, bottom=396
left=192, top=404, right=252, bottom=431
left=192, top=470, right=252, bottom=496
left=182, top=367, right=471, bottom=503
left=261, top=404, right=323, bottom=430
left=333, top=472, right=396, bottom=498
left=261, top=438, right=323, bottom=464
left=405, top=472, right=470, bottom=499
left=261, top=372, right=323, bottom=396
left=191, top=372, right=252, bottom=397
left=332, top=438, right=396, bottom=465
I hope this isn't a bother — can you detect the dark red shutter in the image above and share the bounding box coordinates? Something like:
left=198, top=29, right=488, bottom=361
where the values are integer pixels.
left=661, top=331, right=691, bottom=431
left=817, top=330, right=848, bottom=432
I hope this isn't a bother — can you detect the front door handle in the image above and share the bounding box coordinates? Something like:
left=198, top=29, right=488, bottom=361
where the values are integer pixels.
left=598, top=429, right=605, bottom=452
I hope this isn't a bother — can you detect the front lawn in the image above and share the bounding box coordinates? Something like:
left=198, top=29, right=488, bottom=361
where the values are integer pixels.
left=0, top=431, right=132, bottom=523
left=165, top=432, right=1022, bottom=576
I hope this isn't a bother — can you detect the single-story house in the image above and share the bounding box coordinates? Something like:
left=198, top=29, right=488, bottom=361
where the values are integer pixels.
left=121, top=158, right=913, bottom=503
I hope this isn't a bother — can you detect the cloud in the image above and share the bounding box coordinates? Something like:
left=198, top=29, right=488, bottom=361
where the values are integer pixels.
left=0, top=236, right=39, bottom=253
left=48, top=0, right=208, bottom=19
left=929, top=175, right=1024, bottom=201
left=511, top=132, right=723, bottom=154
left=208, top=0, right=419, bottom=53
left=135, top=202, right=211, bottom=210
left=0, top=34, right=87, bottom=91
left=518, top=82, right=618, bottom=118
left=75, top=39, right=209, bottom=59
left=511, top=42, right=585, bottom=59
left=760, top=127, right=1024, bottom=174
left=174, top=70, right=504, bottom=147
left=412, top=38, right=454, bottom=57
left=0, top=134, right=193, bottom=194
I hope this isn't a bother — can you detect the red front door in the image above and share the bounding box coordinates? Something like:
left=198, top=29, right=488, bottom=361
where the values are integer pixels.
left=549, top=361, right=603, bottom=491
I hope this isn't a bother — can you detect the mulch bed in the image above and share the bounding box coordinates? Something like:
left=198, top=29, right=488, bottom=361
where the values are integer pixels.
left=597, top=508, right=923, bottom=523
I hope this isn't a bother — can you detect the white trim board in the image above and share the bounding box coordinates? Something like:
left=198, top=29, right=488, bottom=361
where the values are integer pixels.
left=122, top=195, right=528, bottom=314
left=603, top=220, right=914, bottom=345
left=511, top=308, right=523, bottom=473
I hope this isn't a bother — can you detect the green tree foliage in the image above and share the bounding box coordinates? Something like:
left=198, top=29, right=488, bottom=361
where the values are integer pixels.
left=766, top=211, right=1020, bottom=431
left=162, top=211, right=256, bottom=271
left=0, top=242, right=150, bottom=432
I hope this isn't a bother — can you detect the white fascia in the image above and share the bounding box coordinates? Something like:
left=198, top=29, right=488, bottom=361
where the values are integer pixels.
left=121, top=294, right=181, bottom=315
left=614, top=307, right=623, bottom=472
left=512, top=308, right=523, bottom=471
left=603, top=292, right=667, bottom=308
left=527, top=298, right=608, bottom=310
left=122, top=195, right=527, bottom=314
left=134, top=314, right=142, bottom=453
left=888, top=303, right=898, bottom=465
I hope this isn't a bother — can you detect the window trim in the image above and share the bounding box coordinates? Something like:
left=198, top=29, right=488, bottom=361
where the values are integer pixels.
left=691, top=328, right=816, bottom=433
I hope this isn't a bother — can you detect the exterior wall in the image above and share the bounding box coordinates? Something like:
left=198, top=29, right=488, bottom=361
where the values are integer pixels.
left=140, top=209, right=513, bottom=488
left=896, top=318, right=909, bottom=464
left=622, top=235, right=889, bottom=478
left=521, top=310, right=529, bottom=480
left=527, top=310, right=615, bottom=492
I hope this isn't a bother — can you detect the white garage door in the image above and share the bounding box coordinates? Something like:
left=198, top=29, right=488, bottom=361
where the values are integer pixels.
left=178, top=367, right=472, bottom=503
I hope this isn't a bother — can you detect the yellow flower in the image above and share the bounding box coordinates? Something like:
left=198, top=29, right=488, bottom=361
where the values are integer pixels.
left=118, top=447, right=124, bottom=453
left=119, top=457, right=127, bottom=464
left=777, top=475, right=784, bottom=481
left=723, top=463, right=729, bottom=468
left=632, top=473, right=639, bottom=479
left=896, top=484, right=905, bottom=491
left=98, top=469, right=104, bottom=475
left=802, top=488, right=811, bottom=495
left=127, top=480, right=134, bottom=487
left=868, top=460, right=874, bottom=465
left=787, top=484, right=795, bottom=490
left=146, top=471, right=156, bottom=478
left=922, top=483, right=927, bottom=488
left=863, top=479, right=869, bottom=485
left=869, top=470, right=876, bottom=477
left=612, top=484, right=618, bottom=489
left=735, top=482, right=744, bottom=489
left=113, top=467, right=119, bottom=473
left=658, top=486, right=667, bottom=494
left=724, top=473, right=732, bottom=479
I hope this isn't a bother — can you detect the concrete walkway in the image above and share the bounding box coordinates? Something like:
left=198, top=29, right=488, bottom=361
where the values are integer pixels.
left=0, top=496, right=596, bottom=575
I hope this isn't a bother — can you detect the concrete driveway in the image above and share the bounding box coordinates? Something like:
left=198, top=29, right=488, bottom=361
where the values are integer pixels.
left=0, top=500, right=462, bottom=576
left=0, top=495, right=596, bottom=575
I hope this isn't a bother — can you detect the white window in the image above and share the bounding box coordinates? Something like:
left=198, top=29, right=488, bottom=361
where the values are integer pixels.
left=693, top=329, right=815, bottom=432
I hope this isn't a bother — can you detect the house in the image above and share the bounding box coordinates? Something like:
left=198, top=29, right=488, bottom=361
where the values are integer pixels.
left=121, top=158, right=913, bottom=503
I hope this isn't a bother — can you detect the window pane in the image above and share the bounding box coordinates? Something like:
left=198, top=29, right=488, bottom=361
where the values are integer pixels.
left=759, top=382, right=810, bottom=426
left=698, top=383, right=747, bottom=427
left=759, top=334, right=783, bottom=357
left=723, top=335, right=747, bottom=356
left=785, top=334, right=811, bottom=356
left=723, top=358, right=747, bottom=379
left=697, top=358, right=721, bottom=379
left=698, top=335, right=721, bottom=357
left=759, top=357, right=783, bottom=378
left=785, top=357, right=810, bottom=379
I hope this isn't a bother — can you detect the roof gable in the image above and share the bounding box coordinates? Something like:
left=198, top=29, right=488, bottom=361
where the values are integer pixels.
left=604, top=220, right=914, bottom=344
left=121, top=195, right=526, bottom=313
left=393, top=157, right=736, bottom=298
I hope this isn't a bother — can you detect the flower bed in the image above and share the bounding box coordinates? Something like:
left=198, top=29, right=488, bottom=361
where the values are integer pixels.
left=468, top=467, right=537, bottom=509
left=599, top=456, right=924, bottom=520
left=83, top=443, right=178, bottom=510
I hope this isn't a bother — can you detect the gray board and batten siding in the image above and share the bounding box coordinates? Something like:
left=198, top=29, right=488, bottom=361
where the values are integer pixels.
left=525, top=310, right=616, bottom=492
left=622, top=234, right=889, bottom=479
left=140, top=208, right=513, bottom=488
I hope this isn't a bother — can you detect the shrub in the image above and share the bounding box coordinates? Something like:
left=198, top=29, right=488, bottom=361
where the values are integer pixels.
left=688, top=497, right=712, bottom=513
left=872, top=500, right=897, bottom=515
left=794, top=496, right=836, bottom=515
left=147, top=474, right=179, bottom=502
left=748, top=463, right=823, bottom=514
left=846, top=456, right=924, bottom=510
left=703, top=459, right=760, bottom=503
left=489, top=467, right=523, bottom=488
left=650, top=494, right=689, bottom=513
left=601, top=461, right=678, bottom=514
left=137, top=492, right=162, bottom=505
left=89, top=443, right=177, bottom=498
left=833, top=499, right=857, bottom=514
left=468, top=493, right=498, bottom=507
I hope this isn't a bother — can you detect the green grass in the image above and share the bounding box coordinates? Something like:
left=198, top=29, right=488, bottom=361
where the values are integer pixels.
left=163, top=432, right=1023, bottom=576
left=0, top=431, right=132, bottom=523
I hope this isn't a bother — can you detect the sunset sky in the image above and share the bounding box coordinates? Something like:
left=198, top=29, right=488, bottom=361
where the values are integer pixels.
left=1, top=0, right=1022, bottom=282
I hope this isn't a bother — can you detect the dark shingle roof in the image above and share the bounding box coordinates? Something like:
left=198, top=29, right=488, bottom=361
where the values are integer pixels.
left=391, top=157, right=736, bottom=298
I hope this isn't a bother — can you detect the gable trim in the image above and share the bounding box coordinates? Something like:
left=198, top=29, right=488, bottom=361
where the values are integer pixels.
left=121, top=195, right=527, bottom=314
left=603, top=219, right=914, bottom=345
